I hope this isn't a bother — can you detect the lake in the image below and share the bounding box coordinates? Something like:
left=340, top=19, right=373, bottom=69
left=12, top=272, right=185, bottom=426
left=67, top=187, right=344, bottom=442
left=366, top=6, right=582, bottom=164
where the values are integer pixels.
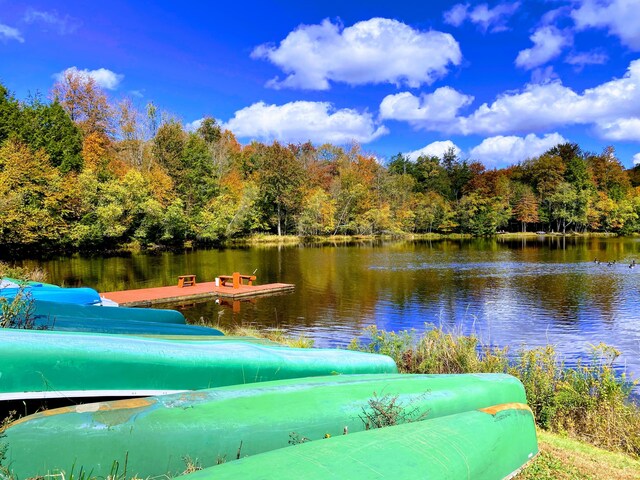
left=17, top=236, right=640, bottom=377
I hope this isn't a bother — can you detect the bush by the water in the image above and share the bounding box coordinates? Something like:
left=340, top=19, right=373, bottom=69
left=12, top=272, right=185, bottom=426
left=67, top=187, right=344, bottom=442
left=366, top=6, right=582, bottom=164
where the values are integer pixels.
left=348, top=325, right=640, bottom=456
left=0, top=262, right=47, bottom=329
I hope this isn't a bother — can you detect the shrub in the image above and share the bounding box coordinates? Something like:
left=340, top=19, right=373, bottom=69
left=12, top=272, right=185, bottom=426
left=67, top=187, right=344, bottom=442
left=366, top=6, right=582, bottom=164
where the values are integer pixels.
left=350, top=325, right=640, bottom=457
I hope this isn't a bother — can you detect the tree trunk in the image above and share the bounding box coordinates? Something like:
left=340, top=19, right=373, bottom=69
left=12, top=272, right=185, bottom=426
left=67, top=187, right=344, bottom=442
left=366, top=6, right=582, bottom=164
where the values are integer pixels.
left=277, top=203, right=282, bottom=237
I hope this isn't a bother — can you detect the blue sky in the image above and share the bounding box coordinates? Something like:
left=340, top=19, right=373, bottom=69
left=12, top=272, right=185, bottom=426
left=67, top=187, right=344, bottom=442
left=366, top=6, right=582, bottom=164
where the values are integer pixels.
left=2, top=0, right=640, bottom=168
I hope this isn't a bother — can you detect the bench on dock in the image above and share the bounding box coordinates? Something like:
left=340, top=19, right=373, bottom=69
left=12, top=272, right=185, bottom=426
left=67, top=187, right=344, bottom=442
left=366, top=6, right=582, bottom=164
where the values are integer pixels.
left=178, top=274, right=196, bottom=288
left=218, top=272, right=256, bottom=289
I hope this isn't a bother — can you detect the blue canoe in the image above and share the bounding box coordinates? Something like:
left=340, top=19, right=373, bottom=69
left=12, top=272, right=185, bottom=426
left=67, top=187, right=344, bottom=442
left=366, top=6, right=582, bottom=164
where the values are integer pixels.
left=1, top=286, right=102, bottom=305
left=31, top=300, right=186, bottom=324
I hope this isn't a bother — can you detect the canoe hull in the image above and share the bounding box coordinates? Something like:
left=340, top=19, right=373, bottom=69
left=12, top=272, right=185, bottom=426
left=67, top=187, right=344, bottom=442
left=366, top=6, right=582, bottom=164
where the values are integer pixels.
left=5, top=373, right=526, bottom=477
left=31, top=315, right=222, bottom=336
left=32, top=300, right=186, bottom=324
left=177, top=403, right=538, bottom=480
left=0, top=329, right=397, bottom=402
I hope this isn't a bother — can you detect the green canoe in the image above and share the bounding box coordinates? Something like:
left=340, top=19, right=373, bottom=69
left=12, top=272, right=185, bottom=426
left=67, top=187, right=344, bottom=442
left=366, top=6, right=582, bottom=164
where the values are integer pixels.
left=31, top=315, right=223, bottom=336
left=176, top=403, right=538, bottom=480
left=5, top=373, right=527, bottom=477
left=32, top=300, right=186, bottom=324
left=0, top=328, right=396, bottom=401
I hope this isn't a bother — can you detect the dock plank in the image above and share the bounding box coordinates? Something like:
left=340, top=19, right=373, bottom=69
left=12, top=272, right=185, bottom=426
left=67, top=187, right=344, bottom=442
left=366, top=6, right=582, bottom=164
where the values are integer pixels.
left=101, top=282, right=294, bottom=307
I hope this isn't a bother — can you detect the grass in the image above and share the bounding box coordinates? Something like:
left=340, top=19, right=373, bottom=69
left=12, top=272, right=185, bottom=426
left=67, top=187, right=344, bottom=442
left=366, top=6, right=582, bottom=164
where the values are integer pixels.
left=0, top=262, right=48, bottom=283
left=349, top=325, right=640, bottom=457
left=516, top=430, right=640, bottom=479
left=215, top=324, right=315, bottom=348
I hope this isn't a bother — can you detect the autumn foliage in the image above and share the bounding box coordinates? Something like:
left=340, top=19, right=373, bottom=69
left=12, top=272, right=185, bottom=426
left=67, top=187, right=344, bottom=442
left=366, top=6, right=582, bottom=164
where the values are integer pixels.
left=1, top=75, right=640, bottom=252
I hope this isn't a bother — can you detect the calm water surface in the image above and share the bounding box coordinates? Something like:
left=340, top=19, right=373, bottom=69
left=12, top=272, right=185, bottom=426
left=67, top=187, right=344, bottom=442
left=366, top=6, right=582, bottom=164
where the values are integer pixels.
left=18, top=237, right=640, bottom=377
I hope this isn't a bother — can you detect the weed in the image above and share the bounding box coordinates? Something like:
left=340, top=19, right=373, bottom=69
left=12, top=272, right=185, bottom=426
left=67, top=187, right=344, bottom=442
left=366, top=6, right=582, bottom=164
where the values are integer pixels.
left=0, top=263, right=48, bottom=329
left=288, top=432, right=310, bottom=445
left=350, top=325, right=640, bottom=457
left=359, top=392, right=430, bottom=430
left=0, top=287, right=38, bottom=329
left=182, top=455, right=202, bottom=473
left=217, top=324, right=314, bottom=348
left=0, top=412, right=16, bottom=479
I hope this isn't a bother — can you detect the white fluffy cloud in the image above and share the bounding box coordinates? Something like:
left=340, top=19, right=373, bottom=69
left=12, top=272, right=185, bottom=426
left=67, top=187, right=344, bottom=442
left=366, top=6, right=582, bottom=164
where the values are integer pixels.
left=633, top=153, right=640, bottom=165
left=457, top=59, right=640, bottom=137
left=470, top=133, right=567, bottom=167
left=571, top=0, right=640, bottom=50
left=379, top=87, right=474, bottom=125
left=595, top=118, right=640, bottom=141
left=55, top=66, right=124, bottom=90
left=515, top=26, right=573, bottom=70
left=0, top=23, right=24, bottom=43
left=405, top=140, right=462, bottom=161
left=380, top=59, right=640, bottom=141
left=251, top=18, right=461, bottom=90
left=444, top=2, right=520, bottom=32
left=224, top=101, right=388, bottom=144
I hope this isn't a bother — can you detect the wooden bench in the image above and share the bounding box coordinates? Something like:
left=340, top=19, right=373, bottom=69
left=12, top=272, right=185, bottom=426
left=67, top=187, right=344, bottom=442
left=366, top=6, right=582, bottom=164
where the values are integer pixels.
left=218, top=272, right=256, bottom=289
left=178, top=274, right=196, bottom=288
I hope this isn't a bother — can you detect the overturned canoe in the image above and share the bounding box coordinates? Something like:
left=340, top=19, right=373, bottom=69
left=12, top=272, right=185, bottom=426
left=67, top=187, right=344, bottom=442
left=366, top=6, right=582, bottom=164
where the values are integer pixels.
left=0, top=286, right=102, bottom=305
left=5, top=373, right=526, bottom=477
left=31, top=300, right=186, bottom=324
left=31, top=315, right=223, bottom=336
left=0, top=329, right=396, bottom=402
left=176, top=403, right=538, bottom=480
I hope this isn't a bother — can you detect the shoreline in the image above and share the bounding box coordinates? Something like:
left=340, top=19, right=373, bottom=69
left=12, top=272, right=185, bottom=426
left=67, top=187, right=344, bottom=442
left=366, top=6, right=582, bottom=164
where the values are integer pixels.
left=0, top=231, right=626, bottom=261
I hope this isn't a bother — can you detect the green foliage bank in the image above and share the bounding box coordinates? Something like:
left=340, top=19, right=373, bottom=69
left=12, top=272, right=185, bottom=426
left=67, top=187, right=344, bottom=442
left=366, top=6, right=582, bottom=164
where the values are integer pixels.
left=2, top=76, right=640, bottom=254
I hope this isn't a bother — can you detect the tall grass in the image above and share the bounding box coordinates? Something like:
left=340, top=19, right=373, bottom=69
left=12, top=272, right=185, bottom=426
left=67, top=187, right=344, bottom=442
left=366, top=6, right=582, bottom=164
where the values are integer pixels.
left=0, top=262, right=46, bottom=330
left=0, top=262, right=48, bottom=283
left=216, top=324, right=315, bottom=348
left=349, top=325, right=640, bottom=456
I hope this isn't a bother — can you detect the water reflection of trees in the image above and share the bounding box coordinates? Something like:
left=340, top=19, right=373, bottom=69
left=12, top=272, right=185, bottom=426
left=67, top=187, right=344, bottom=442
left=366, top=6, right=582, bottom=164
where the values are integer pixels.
left=21, top=237, right=638, bottom=344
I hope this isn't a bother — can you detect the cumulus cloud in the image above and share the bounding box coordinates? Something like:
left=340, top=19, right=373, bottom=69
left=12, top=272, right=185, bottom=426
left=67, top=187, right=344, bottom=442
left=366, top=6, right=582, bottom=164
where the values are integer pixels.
left=0, top=23, right=24, bottom=43
left=381, top=59, right=640, bottom=141
left=24, top=9, right=80, bottom=34
left=443, top=2, right=520, bottom=32
left=633, top=153, right=640, bottom=165
left=224, top=101, right=388, bottom=144
left=379, top=87, right=474, bottom=126
left=565, top=50, right=608, bottom=68
left=470, top=133, right=567, bottom=167
left=185, top=119, right=204, bottom=132
left=251, top=18, right=461, bottom=90
left=515, top=26, right=573, bottom=70
left=456, top=59, right=640, bottom=137
left=571, top=0, right=640, bottom=50
left=594, top=118, right=640, bottom=141
left=405, top=140, right=462, bottom=160
left=54, top=66, right=124, bottom=90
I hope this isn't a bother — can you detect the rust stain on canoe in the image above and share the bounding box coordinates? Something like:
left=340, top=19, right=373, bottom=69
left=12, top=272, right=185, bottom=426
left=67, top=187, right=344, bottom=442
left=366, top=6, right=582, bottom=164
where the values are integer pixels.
left=479, top=402, right=532, bottom=416
left=9, top=398, right=155, bottom=428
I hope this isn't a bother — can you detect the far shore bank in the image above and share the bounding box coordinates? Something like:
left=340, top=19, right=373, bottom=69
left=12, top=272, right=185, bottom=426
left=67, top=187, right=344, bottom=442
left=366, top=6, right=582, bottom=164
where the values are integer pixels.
left=1, top=230, right=628, bottom=260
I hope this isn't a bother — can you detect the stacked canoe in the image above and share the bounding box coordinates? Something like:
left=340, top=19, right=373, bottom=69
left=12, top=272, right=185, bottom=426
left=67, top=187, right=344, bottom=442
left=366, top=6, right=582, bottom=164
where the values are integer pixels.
left=1, top=279, right=538, bottom=479
left=4, top=374, right=538, bottom=478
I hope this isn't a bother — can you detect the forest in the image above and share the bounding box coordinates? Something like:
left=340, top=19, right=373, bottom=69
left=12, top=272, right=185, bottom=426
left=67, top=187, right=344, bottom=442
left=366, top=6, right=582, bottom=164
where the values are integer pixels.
left=1, top=71, right=640, bottom=253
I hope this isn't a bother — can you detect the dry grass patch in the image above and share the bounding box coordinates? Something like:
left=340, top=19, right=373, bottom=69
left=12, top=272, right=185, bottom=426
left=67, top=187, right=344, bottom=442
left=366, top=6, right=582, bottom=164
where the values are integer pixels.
left=517, top=431, right=640, bottom=480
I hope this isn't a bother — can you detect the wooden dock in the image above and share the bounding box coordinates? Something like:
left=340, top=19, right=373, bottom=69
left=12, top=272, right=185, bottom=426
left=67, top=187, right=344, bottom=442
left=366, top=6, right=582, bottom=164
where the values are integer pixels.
left=101, top=281, right=295, bottom=307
